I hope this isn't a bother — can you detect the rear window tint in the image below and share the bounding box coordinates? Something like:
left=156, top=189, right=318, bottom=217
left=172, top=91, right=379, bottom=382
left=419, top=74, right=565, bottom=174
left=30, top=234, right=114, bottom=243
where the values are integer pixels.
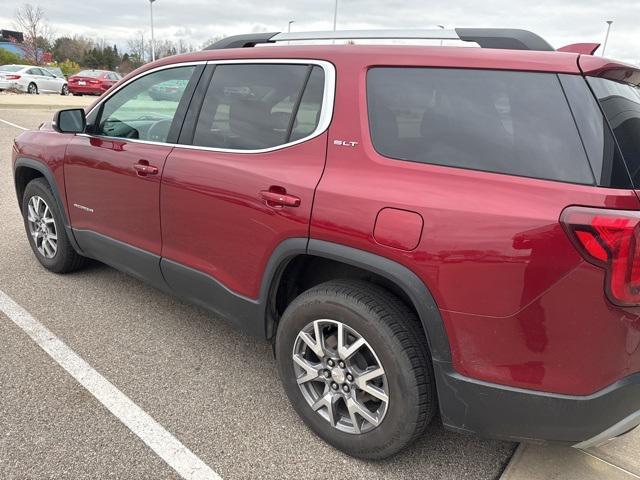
left=367, top=68, right=594, bottom=184
left=76, top=70, right=104, bottom=77
left=559, top=74, right=631, bottom=189
left=192, top=64, right=324, bottom=150
left=588, top=77, right=640, bottom=186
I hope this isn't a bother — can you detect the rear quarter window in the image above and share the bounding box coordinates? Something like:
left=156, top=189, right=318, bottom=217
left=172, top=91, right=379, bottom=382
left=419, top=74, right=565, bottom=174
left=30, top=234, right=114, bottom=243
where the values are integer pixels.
left=588, top=77, right=640, bottom=186
left=367, top=67, right=595, bottom=184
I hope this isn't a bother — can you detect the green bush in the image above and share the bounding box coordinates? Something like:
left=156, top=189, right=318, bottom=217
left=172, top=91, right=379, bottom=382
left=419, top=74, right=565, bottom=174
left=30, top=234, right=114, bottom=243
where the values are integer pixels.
left=0, top=48, right=22, bottom=66
left=50, top=59, right=81, bottom=76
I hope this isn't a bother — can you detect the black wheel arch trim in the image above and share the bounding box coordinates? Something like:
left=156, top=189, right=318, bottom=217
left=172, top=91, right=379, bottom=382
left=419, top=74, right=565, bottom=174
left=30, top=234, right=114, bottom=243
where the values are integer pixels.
left=305, top=239, right=451, bottom=363
left=13, top=157, right=83, bottom=254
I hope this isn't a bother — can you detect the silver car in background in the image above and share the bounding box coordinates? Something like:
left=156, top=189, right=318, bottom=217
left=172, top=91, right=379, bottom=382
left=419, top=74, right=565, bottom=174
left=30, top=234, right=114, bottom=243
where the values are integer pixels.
left=0, top=64, right=68, bottom=95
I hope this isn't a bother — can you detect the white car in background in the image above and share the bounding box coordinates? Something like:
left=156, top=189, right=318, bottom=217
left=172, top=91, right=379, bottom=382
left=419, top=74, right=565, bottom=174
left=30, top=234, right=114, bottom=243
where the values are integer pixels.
left=0, top=64, right=69, bottom=95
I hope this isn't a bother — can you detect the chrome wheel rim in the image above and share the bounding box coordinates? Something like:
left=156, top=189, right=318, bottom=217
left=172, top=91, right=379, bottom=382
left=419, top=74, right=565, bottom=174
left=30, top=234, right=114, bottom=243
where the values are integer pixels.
left=27, top=195, right=57, bottom=258
left=28, top=83, right=36, bottom=94
left=292, top=319, right=389, bottom=434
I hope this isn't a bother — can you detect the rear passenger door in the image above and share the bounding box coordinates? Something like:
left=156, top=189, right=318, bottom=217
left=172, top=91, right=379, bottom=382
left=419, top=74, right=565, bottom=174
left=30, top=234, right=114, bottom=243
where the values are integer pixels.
left=26, top=68, right=45, bottom=91
left=159, top=61, right=333, bottom=326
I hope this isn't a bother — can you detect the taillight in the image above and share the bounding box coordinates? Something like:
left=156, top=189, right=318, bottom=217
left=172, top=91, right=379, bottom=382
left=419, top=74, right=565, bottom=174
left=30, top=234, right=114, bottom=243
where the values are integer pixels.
left=5, top=74, right=21, bottom=80
left=89, top=79, right=100, bottom=84
left=561, top=206, right=640, bottom=306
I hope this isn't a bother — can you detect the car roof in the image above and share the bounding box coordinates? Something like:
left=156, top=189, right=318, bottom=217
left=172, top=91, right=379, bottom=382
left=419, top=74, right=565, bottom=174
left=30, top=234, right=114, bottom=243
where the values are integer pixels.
left=1, top=64, right=33, bottom=69
left=132, top=44, right=585, bottom=74
left=109, top=43, right=640, bottom=100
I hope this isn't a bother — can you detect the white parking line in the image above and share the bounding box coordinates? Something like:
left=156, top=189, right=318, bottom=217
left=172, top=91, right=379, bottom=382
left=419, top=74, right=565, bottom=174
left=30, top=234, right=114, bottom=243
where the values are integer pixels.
left=0, top=118, right=28, bottom=130
left=0, top=289, right=222, bottom=480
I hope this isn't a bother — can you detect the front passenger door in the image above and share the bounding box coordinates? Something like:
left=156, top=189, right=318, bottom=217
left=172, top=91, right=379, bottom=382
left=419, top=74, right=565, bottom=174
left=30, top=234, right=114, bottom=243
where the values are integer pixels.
left=39, top=68, right=59, bottom=92
left=64, top=64, right=201, bottom=285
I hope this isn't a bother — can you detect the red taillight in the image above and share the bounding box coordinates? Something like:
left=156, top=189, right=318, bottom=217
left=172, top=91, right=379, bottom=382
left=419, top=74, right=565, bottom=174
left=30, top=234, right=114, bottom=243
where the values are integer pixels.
left=561, top=206, right=640, bottom=306
left=5, top=74, right=21, bottom=80
left=89, top=79, right=100, bottom=84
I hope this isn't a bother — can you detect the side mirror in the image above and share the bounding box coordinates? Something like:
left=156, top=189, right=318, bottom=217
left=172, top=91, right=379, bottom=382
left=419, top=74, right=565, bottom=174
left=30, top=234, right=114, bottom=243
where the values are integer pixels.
left=53, top=108, right=86, bottom=134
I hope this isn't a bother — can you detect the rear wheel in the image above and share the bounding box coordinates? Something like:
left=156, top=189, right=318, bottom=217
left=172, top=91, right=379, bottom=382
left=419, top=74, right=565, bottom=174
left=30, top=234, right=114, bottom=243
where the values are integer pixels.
left=27, top=82, right=37, bottom=94
left=275, top=280, right=436, bottom=459
left=22, top=178, right=87, bottom=273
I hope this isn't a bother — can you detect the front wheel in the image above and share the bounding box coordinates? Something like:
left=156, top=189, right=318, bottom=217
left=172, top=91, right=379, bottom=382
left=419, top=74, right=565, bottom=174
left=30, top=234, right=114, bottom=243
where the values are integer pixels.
left=27, top=82, right=38, bottom=94
left=275, top=280, right=436, bottom=459
left=61, top=84, right=69, bottom=96
left=22, top=178, right=87, bottom=273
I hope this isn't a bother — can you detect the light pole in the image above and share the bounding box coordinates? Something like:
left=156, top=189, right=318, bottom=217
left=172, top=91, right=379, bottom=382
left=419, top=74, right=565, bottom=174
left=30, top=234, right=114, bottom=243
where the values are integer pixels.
left=437, top=24, right=444, bottom=46
left=287, top=20, right=295, bottom=45
left=149, top=0, right=156, bottom=62
left=602, top=20, right=613, bottom=57
left=332, top=0, right=338, bottom=44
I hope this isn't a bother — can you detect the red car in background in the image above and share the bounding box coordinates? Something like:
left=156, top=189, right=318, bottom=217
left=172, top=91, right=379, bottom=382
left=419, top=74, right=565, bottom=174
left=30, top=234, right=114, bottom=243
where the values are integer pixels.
left=67, top=69, right=122, bottom=96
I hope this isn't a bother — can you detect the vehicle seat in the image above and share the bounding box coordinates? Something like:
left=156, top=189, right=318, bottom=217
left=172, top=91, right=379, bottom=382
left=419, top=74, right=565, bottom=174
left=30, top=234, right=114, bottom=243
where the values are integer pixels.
left=228, top=98, right=279, bottom=149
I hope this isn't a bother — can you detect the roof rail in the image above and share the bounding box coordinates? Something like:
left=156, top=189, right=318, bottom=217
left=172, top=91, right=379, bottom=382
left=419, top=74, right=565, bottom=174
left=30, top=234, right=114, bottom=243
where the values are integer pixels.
left=204, top=28, right=555, bottom=52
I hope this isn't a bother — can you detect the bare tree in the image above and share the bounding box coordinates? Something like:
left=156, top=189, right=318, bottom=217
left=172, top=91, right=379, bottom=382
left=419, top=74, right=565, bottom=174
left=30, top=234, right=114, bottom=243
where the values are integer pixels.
left=127, top=31, right=146, bottom=63
left=176, top=38, right=195, bottom=55
left=14, top=4, right=51, bottom=64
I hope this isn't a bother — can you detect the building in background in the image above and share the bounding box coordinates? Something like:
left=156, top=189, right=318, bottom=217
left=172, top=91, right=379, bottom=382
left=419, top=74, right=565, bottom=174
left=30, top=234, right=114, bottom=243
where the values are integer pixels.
left=0, top=29, right=27, bottom=60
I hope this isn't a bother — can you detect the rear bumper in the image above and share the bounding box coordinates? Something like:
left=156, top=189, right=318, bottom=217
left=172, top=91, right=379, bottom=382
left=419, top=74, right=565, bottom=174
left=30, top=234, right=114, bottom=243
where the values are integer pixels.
left=68, top=85, right=103, bottom=95
left=0, top=80, right=25, bottom=91
left=435, top=360, right=640, bottom=447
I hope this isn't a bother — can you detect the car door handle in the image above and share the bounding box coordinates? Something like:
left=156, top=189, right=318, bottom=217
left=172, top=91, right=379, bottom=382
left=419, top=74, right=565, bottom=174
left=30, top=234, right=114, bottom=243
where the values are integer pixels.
left=133, top=161, right=158, bottom=176
left=259, top=189, right=301, bottom=208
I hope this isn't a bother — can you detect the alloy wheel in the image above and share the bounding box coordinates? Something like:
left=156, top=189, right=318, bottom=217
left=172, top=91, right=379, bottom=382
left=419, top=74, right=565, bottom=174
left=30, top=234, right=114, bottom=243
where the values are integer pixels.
left=27, top=195, right=58, bottom=258
left=28, top=83, right=37, bottom=94
left=292, top=319, right=389, bottom=434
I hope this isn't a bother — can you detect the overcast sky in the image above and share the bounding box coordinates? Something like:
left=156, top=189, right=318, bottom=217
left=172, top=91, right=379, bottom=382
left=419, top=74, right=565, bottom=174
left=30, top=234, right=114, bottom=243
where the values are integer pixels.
left=1, top=1, right=638, bottom=64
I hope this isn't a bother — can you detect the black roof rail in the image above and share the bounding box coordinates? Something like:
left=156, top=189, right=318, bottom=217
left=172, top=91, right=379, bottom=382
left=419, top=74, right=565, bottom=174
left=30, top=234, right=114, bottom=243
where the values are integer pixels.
left=204, top=28, right=555, bottom=52
left=203, top=32, right=278, bottom=50
left=455, top=28, right=554, bottom=51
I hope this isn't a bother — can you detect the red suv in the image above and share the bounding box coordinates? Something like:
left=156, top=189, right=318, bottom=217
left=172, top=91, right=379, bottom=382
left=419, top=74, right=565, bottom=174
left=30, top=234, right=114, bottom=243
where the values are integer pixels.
left=12, top=28, right=640, bottom=459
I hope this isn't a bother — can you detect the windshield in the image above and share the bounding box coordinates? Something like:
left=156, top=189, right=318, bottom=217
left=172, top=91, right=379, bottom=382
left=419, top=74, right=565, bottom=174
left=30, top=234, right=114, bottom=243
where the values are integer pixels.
left=76, top=70, right=104, bottom=78
left=589, top=77, right=640, bottom=185
left=0, top=65, right=24, bottom=73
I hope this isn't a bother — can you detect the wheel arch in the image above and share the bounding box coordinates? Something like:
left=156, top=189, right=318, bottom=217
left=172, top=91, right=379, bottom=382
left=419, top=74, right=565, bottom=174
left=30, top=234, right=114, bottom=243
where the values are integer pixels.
left=14, top=157, right=82, bottom=253
left=264, top=239, right=451, bottom=364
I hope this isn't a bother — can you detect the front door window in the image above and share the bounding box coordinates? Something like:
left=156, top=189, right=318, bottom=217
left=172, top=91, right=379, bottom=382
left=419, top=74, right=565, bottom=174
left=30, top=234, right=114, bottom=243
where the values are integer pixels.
left=94, top=66, right=196, bottom=143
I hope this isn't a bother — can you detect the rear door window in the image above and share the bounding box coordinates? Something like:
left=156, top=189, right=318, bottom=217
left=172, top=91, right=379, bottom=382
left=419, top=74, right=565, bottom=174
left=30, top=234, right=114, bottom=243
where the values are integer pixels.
left=192, top=64, right=324, bottom=150
left=367, top=68, right=594, bottom=184
left=588, top=77, right=640, bottom=186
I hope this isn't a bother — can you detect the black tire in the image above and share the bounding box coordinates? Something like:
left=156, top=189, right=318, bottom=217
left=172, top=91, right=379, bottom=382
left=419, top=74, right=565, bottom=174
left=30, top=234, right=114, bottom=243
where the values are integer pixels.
left=275, top=280, right=436, bottom=459
left=22, top=178, right=87, bottom=273
left=72, top=93, right=83, bottom=96
left=61, top=84, right=69, bottom=96
left=27, top=82, right=38, bottom=94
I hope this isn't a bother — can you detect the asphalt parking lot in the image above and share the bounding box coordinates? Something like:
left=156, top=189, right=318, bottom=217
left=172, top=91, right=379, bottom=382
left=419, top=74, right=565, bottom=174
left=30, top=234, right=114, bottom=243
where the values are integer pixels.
left=0, top=104, right=517, bottom=479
